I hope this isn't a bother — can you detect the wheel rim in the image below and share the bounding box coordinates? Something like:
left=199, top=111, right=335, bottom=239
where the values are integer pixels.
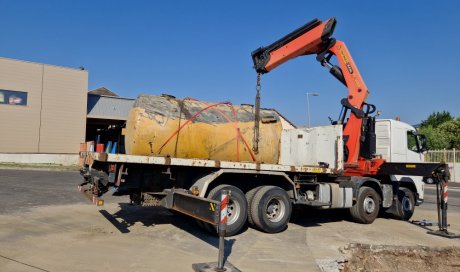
left=363, top=196, right=376, bottom=214
left=265, top=198, right=286, bottom=223
left=227, top=199, right=240, bottom=225
left=402, top=196, right=412, bottom=212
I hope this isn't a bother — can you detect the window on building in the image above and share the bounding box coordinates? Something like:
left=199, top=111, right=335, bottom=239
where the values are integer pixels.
left=0, top=90, right=28, bottom=106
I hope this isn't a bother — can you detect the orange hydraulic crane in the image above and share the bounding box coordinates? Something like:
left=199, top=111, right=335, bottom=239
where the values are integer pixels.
left=251, top=17, right=385, bottom=176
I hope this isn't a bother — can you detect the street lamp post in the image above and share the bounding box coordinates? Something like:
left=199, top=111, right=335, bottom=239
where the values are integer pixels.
left=306, top=92, right=319, bottom=128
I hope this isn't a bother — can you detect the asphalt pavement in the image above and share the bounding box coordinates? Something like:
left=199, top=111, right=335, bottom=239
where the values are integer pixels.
left=0, top=169, right=86, bottom=213
left=0, top=168, right=127, bottom=214
left=424, top=183, right=460, bottom=211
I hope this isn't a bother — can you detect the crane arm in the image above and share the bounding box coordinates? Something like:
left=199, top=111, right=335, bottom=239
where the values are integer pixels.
left=252, top=18, right=336, bottom=74
left=251, top=18, right=383, bottom=174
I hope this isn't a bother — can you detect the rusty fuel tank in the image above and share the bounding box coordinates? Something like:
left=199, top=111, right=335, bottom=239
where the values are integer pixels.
left=125, top=94, right=293, bottom=163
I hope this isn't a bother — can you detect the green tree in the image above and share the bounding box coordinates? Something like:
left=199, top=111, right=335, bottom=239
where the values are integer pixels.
left=420, top=111, right=453, bottom=128
left=419, top=125, right=450, bottom=149
left=438, top=118, right=460, bottom=149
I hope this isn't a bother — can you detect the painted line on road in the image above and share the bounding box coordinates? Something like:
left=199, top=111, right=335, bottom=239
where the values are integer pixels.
left=425, top=186, right=460, bottom=192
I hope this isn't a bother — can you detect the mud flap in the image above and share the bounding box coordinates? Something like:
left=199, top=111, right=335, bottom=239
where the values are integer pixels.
left=161, top=189, right=220, bottom=225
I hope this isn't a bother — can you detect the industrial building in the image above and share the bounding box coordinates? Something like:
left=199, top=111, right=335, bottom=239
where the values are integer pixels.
left=0, top=57, right=88, bottom=154
left=0, top=57, right=133, bottom=164
left=86, top=87, right=134, bottom=154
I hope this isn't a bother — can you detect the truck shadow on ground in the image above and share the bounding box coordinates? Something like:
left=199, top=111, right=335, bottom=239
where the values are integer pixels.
left=289, top=206, right=353, bottom=227
left=99, top=203, right=236, bottom=263
left=99, top=203, right=359, bottom=234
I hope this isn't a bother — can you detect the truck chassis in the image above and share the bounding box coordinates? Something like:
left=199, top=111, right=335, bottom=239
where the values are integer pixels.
left=79, top=151, right=446, bottom=236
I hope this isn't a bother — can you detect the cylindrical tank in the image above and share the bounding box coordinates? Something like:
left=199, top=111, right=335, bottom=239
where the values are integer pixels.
left=125, top=94, right=289, bottom=163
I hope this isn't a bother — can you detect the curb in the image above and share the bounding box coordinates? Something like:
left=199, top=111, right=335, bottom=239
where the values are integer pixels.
left=0, top=165, right=80, bottom=172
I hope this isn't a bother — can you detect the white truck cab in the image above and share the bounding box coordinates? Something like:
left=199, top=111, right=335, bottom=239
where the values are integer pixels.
left=376, top=119, right=426, bottom=204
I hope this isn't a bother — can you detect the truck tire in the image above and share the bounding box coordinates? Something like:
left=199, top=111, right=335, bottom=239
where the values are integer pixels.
left=393, top=187, right=415, bottom=221
left=350, top=186, right=380, bottom=224
left=245, top=186, right=263, bottom=226
left=206, top=184, right=248, bottom=236
left=250, top=186, right=292, bottom=233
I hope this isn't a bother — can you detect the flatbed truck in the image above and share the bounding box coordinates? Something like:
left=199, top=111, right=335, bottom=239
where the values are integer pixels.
left=79, top=18, right=449, bottom=236
left=80, top=118, right=444, bottom=236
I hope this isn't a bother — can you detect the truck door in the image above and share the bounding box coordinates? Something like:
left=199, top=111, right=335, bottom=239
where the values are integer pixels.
left=391, top=126, right=407, bottom=162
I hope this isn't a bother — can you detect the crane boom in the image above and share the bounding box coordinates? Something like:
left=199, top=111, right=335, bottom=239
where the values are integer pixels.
left=251, top=18, right=384, bottom=175
left=252, top=18, right=335, bottom=74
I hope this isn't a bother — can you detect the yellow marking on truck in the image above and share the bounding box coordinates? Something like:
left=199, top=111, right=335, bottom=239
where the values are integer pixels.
left=406, top=164, right=416, bottom=169
left=210, top=203, right=216, bottom=211
left=311, top=168, right=323, bottom=173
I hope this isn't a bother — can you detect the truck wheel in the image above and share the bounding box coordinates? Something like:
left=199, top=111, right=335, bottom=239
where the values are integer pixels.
left=350, top=186, right=380, bottom=224
left=394, top=187, right=415, bottom=221
left=250, top=186, right=292, bottom=233
left=206, top=184, right=248, bottom=236
left=245, top=186, right=263, bottom=226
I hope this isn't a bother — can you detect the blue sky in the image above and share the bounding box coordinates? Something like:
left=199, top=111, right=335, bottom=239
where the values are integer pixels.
left=1, top=0, right=459, bottom=126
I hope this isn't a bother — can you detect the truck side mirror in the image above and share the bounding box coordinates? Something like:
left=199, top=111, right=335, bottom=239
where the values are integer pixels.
left=419, top=134, right=428, bottom=152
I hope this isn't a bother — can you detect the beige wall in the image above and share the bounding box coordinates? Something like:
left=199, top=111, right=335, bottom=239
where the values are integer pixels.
left=0, top=57, right=88, bottom=154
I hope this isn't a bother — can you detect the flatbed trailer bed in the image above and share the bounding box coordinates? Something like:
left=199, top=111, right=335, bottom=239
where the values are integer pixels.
left=81, top=151, right=339, bottom=175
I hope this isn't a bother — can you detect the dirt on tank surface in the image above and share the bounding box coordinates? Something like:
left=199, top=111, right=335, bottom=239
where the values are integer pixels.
left=125, top=94, right=286, bottom=163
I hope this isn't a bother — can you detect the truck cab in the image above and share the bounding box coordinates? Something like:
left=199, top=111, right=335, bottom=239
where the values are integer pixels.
left=375, top=119, right=426, bottom=204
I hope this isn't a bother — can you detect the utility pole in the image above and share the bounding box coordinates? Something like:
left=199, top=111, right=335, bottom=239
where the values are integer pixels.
left=306, top=92, right=319, bottom=127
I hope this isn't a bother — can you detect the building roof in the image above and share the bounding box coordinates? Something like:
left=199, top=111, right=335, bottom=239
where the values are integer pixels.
left=0, top=56, right=89, bottom=72
left=88, top=87, right=119, bottom=97
left=87, top=94, right=134, bottom=120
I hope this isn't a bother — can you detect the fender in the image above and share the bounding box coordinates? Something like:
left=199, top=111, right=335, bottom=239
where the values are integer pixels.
left=340, top=176, right=389, bottom=206
left=190, top=169, right=298, bottom=199
left=393, top=176, right=422, bottom=205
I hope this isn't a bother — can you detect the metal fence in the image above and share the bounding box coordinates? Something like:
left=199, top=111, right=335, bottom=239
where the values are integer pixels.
left=425, top=149, right=459, bottom=182
left=424, top=149, right=460, bottom=163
